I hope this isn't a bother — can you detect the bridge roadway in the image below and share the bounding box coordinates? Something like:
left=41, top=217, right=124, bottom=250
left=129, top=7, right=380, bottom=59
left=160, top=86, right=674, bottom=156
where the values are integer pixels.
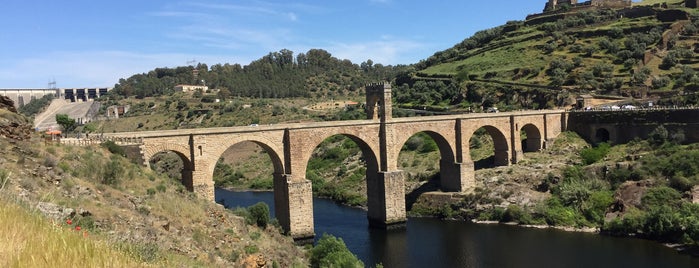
left=103, top=108, right=567, bottom=239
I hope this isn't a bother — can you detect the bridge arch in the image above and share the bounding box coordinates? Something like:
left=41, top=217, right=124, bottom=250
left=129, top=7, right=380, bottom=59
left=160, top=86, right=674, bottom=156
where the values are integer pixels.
left=521, top=123, right=543, bottom=152
left=302, top=133, right=380, bottom=183
left=204, top=137, right=285, bottom=178
left=595, top=128, right=611, bottom=144
left=143, top=143, right=195, bottom=191
left=394, top=129, right=458, bottom=191
left=465, top=125, right=510, bottom=167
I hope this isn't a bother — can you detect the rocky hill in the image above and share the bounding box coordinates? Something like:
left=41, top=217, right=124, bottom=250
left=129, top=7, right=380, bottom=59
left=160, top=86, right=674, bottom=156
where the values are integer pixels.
left=0, top=98, right=308, bottom=267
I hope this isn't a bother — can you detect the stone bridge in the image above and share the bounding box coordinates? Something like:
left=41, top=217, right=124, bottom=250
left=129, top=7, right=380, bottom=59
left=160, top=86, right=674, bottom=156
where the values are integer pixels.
left=103, top=83, right=567, bottom=239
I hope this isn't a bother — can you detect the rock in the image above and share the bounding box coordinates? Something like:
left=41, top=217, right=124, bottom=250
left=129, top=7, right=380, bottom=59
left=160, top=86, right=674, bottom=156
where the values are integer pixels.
left=152, top=220, right=170, bottom=231
left=36, top=202, right=75, bottom=221
left=606, top=180, right=653, bottom=221
left=240, top=253, right=267, bottom=268
left=78, top=208, right=92, bottom=217
left=0, top=96, right=17, bottom=113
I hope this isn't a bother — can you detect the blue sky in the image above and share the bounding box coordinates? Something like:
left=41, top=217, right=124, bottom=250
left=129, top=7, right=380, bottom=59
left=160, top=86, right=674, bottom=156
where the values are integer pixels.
left=1, top=0, right=547, bottom=88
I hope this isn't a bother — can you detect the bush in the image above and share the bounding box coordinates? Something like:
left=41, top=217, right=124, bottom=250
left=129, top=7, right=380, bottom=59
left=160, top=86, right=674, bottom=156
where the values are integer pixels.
left=101, top=141, right=126, bottom=156
left=501, top=205, right=533, bottom=224
left=102, top=156, right=124, bottom=186
left=641, top=186, right=682, bottom=210
left=580, top=142, right=610, bottom=165
left=542, top=197, right=579, bottom=226
left=246, top=202, right=270, bottom=228
left=309, top=234, right=363, bottom=268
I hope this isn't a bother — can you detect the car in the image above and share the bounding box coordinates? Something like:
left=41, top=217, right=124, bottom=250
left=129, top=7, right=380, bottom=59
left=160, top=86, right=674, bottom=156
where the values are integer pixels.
left=486, top=107, right=499, bottom=113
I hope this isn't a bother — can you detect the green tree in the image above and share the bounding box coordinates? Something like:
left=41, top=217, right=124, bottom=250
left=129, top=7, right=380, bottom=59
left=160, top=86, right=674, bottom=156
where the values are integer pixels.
left=310, top=234, right=363, bottom=268
left=55, top=114, right=76, bottom=132
left=247, top=202, right=270, bottom=228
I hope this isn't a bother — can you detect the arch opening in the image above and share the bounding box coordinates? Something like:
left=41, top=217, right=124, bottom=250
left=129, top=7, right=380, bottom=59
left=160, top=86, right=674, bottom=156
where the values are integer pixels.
left=469, top=126, right=509, bottom=170
left=398, top=131, right=456, bottom=210
left=212, top=141, right=283, bottom=211
left=595, top=128, right=610, bottom=144
left=521, top=124, right=543, bottom=153
left=149, top=150, right=193, bottom=192
left=306, top=134, right=379, bottom=208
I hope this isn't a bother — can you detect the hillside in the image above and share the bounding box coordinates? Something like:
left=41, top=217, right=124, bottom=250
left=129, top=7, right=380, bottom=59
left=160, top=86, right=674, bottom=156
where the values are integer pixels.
left=411, top=0, right=699, bottom=110
left=0, top=97, right=309, bottom=267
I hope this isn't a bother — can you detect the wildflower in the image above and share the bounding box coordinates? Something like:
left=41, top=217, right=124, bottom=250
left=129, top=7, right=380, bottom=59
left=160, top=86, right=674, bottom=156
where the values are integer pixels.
left=75, top=226, right=81, bottom=231
left=66, top=219, right=73, bottom=225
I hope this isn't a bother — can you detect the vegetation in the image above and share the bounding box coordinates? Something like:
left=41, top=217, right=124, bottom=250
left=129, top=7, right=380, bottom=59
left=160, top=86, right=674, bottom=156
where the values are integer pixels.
left=454, top=127, right=699, bottom=248
left=309, top=234, right=364, bottom=268
left=55, top=113, right=77, bottom=132
left=18, top=94, right=53, bottom=117
left=0, top=197, right=150, bottom=267
left=0, top=132, right=308, bottom=267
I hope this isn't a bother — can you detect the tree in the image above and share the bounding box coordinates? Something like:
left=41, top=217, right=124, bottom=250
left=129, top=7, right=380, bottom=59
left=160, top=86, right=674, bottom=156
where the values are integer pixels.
left=247, top=202, right=270, bottom=228
left=310, top=234, right=363, bottom=268
left=55, top=114, right=76, bottom=132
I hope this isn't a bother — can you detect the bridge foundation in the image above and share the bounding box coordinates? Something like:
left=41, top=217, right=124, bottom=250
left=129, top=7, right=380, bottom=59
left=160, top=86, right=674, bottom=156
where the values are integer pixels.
left=367, top=171, right=407, bottom=228
left=512, top=149, right=524, bottom=164
left=440, top=161, right=476, bottom=192
left=192, top=170, right=214, bottom=201
left=274, top=174, right=314, bottom=240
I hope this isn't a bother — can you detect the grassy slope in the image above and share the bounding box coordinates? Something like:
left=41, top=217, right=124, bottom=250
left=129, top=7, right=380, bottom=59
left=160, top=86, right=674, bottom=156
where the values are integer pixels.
left=0, top=134, right=307, bottom=267
left=418, top=0, right=699, bottom=95
left=0, top=199, right=145, bottom=268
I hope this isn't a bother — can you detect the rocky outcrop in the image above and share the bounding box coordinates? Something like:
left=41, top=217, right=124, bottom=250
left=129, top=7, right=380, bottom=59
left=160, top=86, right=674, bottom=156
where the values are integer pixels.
left=0, top=96, right=17, bottom=113
left=605, top=180, right=653, bottom=221
left=0, top=96, right=32, bottom=140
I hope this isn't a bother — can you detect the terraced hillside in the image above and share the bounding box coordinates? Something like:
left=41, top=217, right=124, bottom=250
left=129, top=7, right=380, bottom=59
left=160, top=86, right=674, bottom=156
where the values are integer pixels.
left=411, top=0, right=699, bottom=109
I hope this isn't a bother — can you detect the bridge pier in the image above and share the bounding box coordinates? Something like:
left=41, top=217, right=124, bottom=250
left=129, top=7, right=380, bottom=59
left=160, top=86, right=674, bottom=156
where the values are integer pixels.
left=440, top=160, right=476, bottom=192
left=192, top=170, right=214, bottom=201
left=367, top=171, right=407, bottom=228
left=511, top=149, right=524, bottom=164
left=273, top=174, right=314, bottom=240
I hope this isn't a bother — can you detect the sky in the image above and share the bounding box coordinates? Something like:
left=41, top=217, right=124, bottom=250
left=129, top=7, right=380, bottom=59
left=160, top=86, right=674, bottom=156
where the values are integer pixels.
left=1, top=0, right=547, bottom=88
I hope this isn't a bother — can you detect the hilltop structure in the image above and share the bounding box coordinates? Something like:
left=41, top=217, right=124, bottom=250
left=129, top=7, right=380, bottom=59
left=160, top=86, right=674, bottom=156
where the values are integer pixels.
left=545, top=0, right=632, bottom=12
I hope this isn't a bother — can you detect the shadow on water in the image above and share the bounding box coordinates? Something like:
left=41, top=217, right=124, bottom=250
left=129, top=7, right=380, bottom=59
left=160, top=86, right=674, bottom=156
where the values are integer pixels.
left=405, top=173, right=440, bottom=211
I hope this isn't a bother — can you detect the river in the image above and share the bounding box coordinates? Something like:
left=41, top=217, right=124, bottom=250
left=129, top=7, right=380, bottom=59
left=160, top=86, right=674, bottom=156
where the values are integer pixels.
left=215, top=189, right=698, bottom=268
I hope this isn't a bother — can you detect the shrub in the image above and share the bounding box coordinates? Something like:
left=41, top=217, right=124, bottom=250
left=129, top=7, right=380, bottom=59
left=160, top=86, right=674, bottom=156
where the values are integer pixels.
left=101, top=141, right=126, bottom=156
left=247, top=202, right=270, bottom=228
left=641, top=186, right=682, bottom=210
left=102, top=156, right=124, bottom=186
left=580, top=142, right=610, bottom=165
left=309, top=234, right=363, bottom=268
left=501, top=205, right=533, bottom=224
left=542, top=197, right=579, bottom=226
left=648, top=126, right=670, bottom=145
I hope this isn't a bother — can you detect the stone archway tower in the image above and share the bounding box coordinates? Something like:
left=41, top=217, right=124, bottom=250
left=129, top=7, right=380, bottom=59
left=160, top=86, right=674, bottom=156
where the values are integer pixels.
left=366, top=82, right=392, bottom=122
left=365, top=82, right=406, bottom=228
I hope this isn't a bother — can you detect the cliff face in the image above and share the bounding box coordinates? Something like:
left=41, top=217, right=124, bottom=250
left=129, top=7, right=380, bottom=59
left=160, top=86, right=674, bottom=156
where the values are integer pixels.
left=0, top=96, right=32, bottom=140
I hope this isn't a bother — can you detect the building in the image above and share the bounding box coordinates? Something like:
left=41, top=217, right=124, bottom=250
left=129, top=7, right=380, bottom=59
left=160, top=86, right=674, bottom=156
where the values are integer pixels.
left=545, top=0, right=578, bottom=11
left=0, top=87, right=112, bottom=108
left=175, top=85, right=208, bottom=93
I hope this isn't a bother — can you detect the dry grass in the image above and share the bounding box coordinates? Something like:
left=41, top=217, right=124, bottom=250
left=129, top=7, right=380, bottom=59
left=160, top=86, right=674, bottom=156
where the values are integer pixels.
left=0, top=198, right=151, bottom=268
